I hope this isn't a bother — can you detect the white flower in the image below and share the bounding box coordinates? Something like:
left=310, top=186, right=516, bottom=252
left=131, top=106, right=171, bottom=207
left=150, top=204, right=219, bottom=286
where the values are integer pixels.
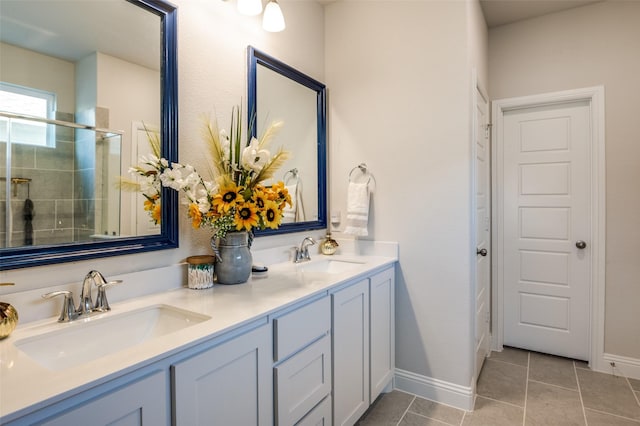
left=183, top=188, right=198, bottom=204
left=160, top=167, right=186, bottom=190
left=139, top=175, right=158, bottom=193
left=197, top=197, right=211, bottom=213
left=203, top=180, right=218, bottom=193
left=241, top=137, right=270, bottom=173
left=220, top=130, right=231, bottom=161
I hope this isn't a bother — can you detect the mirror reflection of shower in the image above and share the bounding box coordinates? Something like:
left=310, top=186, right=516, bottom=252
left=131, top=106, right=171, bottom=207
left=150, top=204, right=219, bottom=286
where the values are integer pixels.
left=1, top=112, right=122, bottom=248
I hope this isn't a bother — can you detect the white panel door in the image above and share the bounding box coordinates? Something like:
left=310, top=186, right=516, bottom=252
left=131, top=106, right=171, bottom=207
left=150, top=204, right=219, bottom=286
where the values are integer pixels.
left=503, top=101, right=591, bottom=360
left=474, top=86, right=491, bottom=380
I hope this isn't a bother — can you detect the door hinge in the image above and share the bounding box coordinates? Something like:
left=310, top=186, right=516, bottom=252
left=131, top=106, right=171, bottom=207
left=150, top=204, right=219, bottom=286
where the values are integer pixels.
left=484, top=123, right=492, bottom=139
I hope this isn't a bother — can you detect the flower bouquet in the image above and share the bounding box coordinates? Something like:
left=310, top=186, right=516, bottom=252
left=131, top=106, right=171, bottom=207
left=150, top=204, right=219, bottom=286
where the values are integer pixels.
left=128, top=106, right=291, bottom=282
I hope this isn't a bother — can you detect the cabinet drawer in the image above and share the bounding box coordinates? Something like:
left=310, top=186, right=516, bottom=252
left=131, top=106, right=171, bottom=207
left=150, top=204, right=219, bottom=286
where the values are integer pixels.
left=274, top=296, right=330, bottom=361
left=275, top=334, right=331, bottom=426
left=296, top=395, right=332, bottom=426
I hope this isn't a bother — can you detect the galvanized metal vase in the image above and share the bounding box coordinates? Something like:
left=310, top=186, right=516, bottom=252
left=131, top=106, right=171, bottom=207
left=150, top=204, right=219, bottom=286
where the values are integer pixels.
left=211, top=231, right=252, bottom=285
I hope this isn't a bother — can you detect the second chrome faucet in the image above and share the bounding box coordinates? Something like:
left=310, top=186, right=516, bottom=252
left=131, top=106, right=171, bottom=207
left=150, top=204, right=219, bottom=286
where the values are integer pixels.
left=294, top=237, right=317, bottom=263
left=42, top=270, right=123, bottom=322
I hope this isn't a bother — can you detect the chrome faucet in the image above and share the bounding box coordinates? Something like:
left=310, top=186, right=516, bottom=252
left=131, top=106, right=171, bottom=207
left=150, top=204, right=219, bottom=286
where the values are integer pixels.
left=78, top=270, right=104, bottom=315
left=294, top=237, right=316, bottom=263
left=42, top=270, right=122, bottom=322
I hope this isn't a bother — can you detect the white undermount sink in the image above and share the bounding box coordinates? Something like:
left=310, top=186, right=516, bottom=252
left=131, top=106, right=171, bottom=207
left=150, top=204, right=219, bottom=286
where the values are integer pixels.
left=15, top=304, right=210, bottom=371
left=297, top=258, right=366, bottom=274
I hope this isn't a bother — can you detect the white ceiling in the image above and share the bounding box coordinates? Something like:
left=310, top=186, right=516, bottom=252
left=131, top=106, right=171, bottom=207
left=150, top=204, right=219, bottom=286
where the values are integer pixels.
left=479, top=0, right=603, bottom=28
left=0, top=0, right=160, bottom=70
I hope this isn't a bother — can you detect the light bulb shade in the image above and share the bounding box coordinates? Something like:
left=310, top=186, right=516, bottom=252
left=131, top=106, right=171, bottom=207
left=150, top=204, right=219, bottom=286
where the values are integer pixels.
left=238, top=0, right=262, bottom=16
left=263, top=1, right=286, bottom=32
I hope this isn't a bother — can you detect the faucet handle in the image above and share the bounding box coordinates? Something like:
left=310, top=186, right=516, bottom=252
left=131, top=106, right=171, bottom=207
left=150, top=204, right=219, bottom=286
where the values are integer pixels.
left=42, top=290, right=77, bottom=323
left=301, top=237, right=316, bottom=260
left=93, top=280, right=122, bottom=312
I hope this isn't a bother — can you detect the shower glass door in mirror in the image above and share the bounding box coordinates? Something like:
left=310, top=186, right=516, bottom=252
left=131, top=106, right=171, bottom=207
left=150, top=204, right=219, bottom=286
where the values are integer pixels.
left=0, top=0, right=162, bottom=248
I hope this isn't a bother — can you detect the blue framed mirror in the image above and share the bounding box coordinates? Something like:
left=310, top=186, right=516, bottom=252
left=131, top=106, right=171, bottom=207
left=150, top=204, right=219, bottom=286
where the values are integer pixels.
left=0, top=0, right=178, bottom=270
left=247, top=46, right=327, bottom=236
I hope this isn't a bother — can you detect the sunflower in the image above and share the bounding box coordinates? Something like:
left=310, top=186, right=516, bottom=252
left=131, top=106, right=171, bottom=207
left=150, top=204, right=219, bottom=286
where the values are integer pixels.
left=144, top=194, right=161, bottom=224
left=235, top=203, right=259, bottom=231
left=270, top=181, right=292, bottom=208
left=143, top=194, right=158, bottom=211
left=252, top=188, right=267, bottom=211
left=188, top=203, right=203, bottom=228
left=152, top=203, right=161, bottom=224
left=262, top=200, right=283, bottom=229
left=213, top=182, right=244, bottom=214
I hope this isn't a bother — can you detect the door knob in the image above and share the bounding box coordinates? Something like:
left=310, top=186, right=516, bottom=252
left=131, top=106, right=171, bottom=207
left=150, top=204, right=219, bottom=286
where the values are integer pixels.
left=477, top=248, right=488, bottom=256
left=576, top=240, right=587, bottom=249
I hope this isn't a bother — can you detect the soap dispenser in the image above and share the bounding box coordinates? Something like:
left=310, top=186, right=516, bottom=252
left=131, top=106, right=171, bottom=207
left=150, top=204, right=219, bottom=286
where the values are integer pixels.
left=0, top=283, right=18, bottom=339
left=320, top=232, right=339, bottom=255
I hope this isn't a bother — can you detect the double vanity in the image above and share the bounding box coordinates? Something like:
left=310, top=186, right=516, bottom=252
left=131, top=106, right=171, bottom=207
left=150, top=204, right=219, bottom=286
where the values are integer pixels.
left=0, top=244, right=397, bottom=426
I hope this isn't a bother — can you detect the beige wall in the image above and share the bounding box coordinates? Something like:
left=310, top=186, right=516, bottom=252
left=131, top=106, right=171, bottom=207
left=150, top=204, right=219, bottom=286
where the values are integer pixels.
left=326, top=0, right=487, bottom=394
left=0, top=42, right=75, bottom=113
left=488, top=0, right=640, bottom=359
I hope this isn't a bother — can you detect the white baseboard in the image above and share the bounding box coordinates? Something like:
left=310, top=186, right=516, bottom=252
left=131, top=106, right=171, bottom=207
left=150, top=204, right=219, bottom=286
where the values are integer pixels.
left=598, top=353, right=640, bottom=380
left=394, top=369, right=474, bottom=411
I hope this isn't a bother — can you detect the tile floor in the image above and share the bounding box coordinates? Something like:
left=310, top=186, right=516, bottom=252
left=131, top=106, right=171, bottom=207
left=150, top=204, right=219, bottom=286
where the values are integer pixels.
left=357, top=347, right=640, bottom=426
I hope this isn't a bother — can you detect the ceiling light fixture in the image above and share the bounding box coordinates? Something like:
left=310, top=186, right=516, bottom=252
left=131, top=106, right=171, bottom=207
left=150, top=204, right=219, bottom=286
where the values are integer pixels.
left=262, top=0, right=286, bottom=32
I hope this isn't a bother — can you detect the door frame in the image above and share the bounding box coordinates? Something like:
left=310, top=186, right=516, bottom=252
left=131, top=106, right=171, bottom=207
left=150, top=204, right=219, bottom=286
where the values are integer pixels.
left=491, top=86, right=606, bottom=369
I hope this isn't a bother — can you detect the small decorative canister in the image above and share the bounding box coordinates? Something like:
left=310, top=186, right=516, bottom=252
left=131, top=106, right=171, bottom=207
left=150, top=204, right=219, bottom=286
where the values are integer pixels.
left=186, top=255, right=215, bottom=289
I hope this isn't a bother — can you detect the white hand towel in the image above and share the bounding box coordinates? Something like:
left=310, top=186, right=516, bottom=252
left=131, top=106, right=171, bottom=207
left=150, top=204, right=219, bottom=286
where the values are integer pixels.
left=283, top=183, right=306, bottom=223
left=282, top=184, right=297, bottom=223
left=344, top=182, right=370, bottom=236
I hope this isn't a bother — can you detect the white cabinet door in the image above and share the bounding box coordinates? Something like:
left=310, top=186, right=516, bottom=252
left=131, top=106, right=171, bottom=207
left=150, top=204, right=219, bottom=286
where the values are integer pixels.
left=275, top=334, right=331, bottom=425
left=172, top=323, right=272, bottom=426
left=369, top=268, right=395, bottom=402
left=332, top=279, right=369, bottom=426
left=36, top=371, right=168, bottom=426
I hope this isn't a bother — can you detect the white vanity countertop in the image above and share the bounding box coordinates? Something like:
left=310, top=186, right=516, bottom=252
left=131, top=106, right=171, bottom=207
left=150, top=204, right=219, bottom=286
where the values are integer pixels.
left=0, top=251, right=397, bottom=422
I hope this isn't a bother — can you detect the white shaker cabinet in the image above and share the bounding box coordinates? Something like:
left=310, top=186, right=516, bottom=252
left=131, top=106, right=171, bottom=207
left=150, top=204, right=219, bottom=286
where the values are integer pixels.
left=2, top=260, right=396, bottom=426
left=369, top=267, right=395, bottom=402
left=172, top=322, right=272, bottom=426
left=6, top=370, right=168, bottom=426
left=332, top=278, right=370, bottom=426
left=332, top=267, right=395, bottom=426
left=272, top=296, right=331, bottom=426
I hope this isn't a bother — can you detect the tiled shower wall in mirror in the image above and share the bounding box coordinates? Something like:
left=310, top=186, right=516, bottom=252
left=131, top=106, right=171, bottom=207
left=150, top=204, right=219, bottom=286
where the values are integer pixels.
left=0, top=111, right=120, bottom=248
